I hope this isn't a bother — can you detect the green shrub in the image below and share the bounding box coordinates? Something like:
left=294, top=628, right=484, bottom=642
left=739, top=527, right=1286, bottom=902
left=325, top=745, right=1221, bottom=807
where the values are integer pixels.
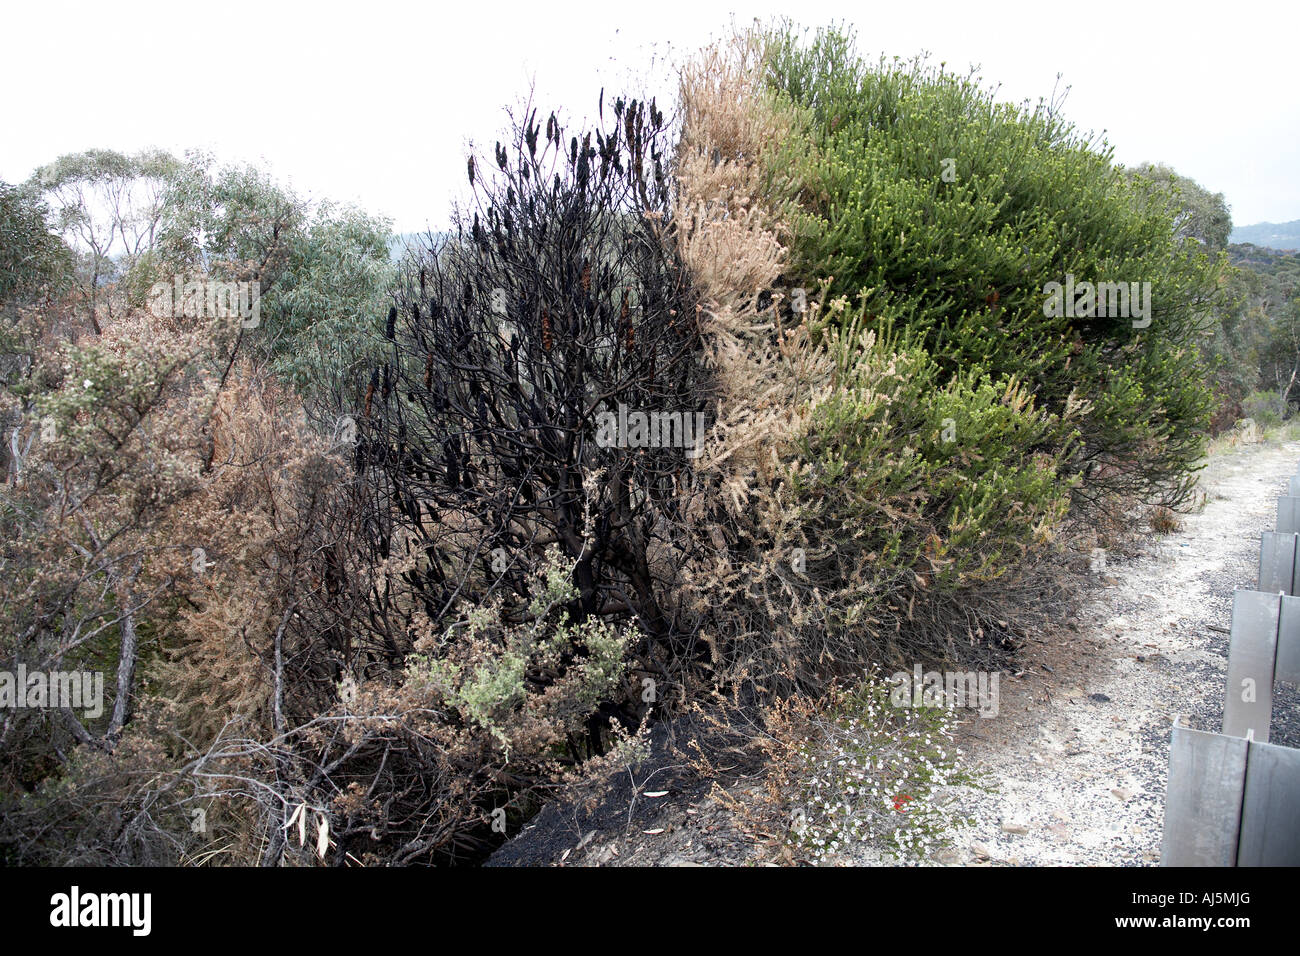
left=759, top=23, right=1217, bottom=519
left=404, top=546, right=634, bottom=755
left=702, top=302, right=1076, bottom=686
left=800, top=308, right=1074, bottom=591
left=1241, top=389, right=1284, bottom=428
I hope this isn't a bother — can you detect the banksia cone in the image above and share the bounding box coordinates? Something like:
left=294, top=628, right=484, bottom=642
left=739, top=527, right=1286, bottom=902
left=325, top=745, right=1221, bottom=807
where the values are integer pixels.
left=581, top=259, right=591, bottom=293
left=541, top=308, right=553, bottom=352
left=364, top=369, right=378, bottom=418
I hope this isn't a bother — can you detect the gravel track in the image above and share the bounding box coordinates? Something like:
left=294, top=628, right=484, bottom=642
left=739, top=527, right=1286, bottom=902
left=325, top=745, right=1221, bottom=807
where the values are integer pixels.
left=907, top=436, right=1300, bottom=866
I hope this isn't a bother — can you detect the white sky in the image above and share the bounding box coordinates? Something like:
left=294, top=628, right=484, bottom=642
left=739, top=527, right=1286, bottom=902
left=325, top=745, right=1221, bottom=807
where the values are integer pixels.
left=4, top=0, right=1297, bottom=233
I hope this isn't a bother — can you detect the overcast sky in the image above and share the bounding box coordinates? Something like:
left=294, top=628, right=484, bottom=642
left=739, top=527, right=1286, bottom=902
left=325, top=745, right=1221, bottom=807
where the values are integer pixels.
left=4, top=0, right=1296, bottom=233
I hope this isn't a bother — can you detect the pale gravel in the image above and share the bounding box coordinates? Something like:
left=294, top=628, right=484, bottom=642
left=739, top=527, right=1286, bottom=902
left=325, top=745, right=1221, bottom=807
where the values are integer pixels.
left=834, top=435, right=1300, bottom=867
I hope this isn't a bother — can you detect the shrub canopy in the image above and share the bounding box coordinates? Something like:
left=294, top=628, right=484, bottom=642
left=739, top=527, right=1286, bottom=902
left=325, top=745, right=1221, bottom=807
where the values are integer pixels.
left=760, top=24, right=1218, bottom=516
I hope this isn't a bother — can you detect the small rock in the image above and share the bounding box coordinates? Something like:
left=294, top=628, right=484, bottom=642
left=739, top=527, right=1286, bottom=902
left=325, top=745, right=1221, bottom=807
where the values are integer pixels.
left=1111, top=787, right=1132, bottom=802
left=1001, top=823, right=1030, bottom=835
left=1089, top=693, right=1111, bottom=703
left=970, top=842, right=994, bottom=858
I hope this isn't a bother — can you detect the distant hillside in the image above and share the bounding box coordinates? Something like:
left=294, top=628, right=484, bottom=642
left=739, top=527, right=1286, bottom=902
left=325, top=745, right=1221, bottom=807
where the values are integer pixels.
left=1229, top=220, right=1300, bottom=251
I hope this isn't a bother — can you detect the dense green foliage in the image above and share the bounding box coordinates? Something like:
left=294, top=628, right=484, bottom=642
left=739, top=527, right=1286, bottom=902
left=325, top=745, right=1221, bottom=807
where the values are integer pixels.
left=0, top=183, right=70, bottom=308
left=759, top=24, right=1220, bottom=515
left=799, top=312, right=1073, bottom=593
left=155, top=155, right=397, bottom=406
